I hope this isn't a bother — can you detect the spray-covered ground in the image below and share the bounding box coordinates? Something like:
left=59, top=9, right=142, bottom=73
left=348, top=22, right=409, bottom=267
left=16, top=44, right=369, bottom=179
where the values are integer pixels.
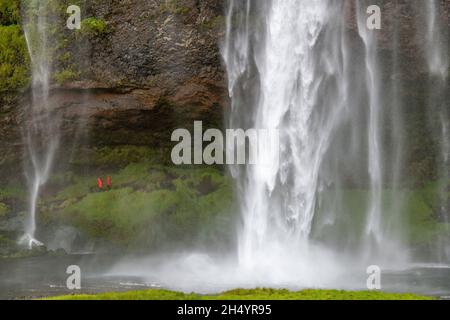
left=1, top=252, right=450, bottom=299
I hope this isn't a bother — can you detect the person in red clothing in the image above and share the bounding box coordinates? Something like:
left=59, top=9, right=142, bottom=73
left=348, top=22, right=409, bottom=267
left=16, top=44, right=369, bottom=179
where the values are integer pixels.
left=106, top=176, right=111, bottom=190
left=97, top=177, right=103, bottom=191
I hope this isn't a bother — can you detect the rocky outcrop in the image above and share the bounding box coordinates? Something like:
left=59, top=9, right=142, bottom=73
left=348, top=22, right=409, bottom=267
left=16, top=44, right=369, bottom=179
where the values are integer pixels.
left=75, top=0, right=225, bottom=90
left=0, top=0, right=229, bottom=175
left=61, top=0, right=228, bottom=121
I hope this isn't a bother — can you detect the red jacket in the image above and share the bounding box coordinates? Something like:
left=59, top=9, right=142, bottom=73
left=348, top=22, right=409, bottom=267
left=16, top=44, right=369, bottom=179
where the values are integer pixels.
left=97, top=177, right=103, bottom=189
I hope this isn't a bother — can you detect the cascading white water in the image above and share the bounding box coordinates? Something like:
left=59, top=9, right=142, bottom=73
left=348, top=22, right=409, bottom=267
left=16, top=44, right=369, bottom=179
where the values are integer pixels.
left=424, top=0, right=449, bottom=79
left=356, top=1, right=383, bottom=244
left=423, top=0, right=449, bottom=261
left=227, top=0, right=333, bottom=269
left=21, top=1, right=59, bottom=248
left=223, top=0, right=411, bottom=273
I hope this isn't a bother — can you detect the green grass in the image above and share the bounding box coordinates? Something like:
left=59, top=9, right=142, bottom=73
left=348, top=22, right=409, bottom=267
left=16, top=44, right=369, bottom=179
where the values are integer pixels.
left=0, top=24, right=29, bottom=91
left=46, top=288, right=433, bottom=301
left=80, top=17, right=108, bottom=36
left=0, top=0, right=20, bottom=25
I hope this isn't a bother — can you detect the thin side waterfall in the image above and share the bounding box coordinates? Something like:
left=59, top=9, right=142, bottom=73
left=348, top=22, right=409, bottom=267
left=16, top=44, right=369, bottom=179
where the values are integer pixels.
left=424, top=0, right=449, bottom=78
left=423, top=0, right=449, bottom=261
left=356, top=1, right=383, bottom=245
left=20, top=1, right=59, bottom=248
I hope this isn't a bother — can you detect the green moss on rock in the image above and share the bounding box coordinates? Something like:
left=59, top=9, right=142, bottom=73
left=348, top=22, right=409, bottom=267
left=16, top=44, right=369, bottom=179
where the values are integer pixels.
left=0, top=202, right=8, bottom=217
left=53, top=68, right=79, bottom=85
left=159, top=0, right=192, bottom=15
left=40, top=160, right=236, bottom=250
left=0, top=24, right=29, bottom=92
left=70, top=146, right=163, bottom=168
left=0, top=0, right=20, bottom=25
left=80, top=17, right=108, bottom=36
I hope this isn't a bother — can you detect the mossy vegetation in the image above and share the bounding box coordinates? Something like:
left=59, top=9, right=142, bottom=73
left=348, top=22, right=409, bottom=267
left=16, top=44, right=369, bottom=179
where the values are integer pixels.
left=312, top=181, right=450, bottom=255
left=201, top=16, right=226, bottom=31
left=0, top=184, right=25, bottom=255
left=0, top=185, right=26, bottom=202
left=37, top=145, right=236, bottom=250
left=46, top=288, right=433, bottom=300
left=0, top=0, right=29, bottom=92
left=0, top=145, right=446, bottom=256
left=159, top=0, right=192, bottom=15
left=80, top=17, right=108, bottom=36
left=53, top=68, right=79, bottom=85
left=0, top=233, right=16, bottom=255
left=405, top=181, right=450, bottom=247
left=0, top=203, right=8, bottom=217
left=16, top=0, right=109, bottom=87
left=0, top=0, right=20, bottom=25
left=69, top=146, right=163, bottom=168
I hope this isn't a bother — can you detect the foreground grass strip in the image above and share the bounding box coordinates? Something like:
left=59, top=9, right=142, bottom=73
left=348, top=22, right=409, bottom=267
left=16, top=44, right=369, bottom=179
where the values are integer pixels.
left=46, top=288, right=433, bottom=300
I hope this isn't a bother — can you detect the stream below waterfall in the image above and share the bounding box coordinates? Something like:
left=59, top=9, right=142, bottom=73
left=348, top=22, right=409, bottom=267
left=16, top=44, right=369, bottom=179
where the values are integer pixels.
left=1, top=255, right=450, bottom=299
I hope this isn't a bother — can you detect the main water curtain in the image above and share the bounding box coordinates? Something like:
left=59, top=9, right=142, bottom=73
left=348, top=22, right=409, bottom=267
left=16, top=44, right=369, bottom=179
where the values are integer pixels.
left=223, top=0, right=449, bottom=264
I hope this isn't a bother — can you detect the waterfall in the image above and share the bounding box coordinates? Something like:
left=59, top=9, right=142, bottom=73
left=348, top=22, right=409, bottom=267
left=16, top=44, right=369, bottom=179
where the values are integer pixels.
left=424, top=0, right=449, bottom=79
left=20, top=1, right=59, bottom=248
left=356, top=1, right=383, bottom=244
left=96, top=0, right=449, bottom=294
left=225, top=0, right=329, bottom=269
left=222, top=0, right=421, bottom=275
left=423, top=0, right=449, bottom=261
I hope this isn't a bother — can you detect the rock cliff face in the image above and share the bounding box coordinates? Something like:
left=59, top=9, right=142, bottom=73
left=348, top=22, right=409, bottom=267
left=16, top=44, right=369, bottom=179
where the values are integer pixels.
left=0, top=0, right=232, bottom=254
left=1, top=0, right=448, bottom=174
left=77, top=0, right=225, bottom=90
left=0, top=0, right=229, bottom=175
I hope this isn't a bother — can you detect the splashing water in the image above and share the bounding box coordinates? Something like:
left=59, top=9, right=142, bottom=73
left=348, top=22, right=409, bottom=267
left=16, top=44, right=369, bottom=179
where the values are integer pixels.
left=225, top=0, right=331, bottom=269
left=20, top=1, right=60, bottom=249
left=224, top=0, right=388, bottom=274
